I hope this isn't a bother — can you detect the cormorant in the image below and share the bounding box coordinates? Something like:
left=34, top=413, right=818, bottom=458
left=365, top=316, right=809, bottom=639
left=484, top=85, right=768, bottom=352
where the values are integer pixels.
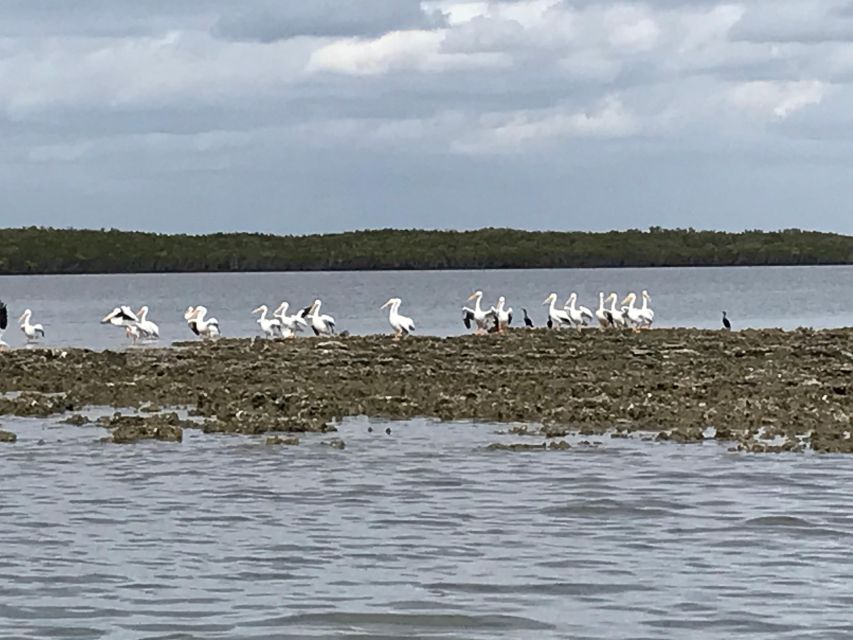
left=722, top=311, right=731, bottom=331
left=522, top=308, right=534, bottom=328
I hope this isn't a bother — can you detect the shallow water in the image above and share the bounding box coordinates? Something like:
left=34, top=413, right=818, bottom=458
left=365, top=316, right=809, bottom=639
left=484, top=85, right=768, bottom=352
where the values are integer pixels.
left=0, top=265, right=851, bottom=349
left=2, top=416, right=853, bottom=638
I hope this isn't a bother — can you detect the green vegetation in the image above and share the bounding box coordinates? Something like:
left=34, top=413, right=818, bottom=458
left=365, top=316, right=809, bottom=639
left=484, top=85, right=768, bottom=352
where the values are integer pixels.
left=0, top=226, right=851, bottom=274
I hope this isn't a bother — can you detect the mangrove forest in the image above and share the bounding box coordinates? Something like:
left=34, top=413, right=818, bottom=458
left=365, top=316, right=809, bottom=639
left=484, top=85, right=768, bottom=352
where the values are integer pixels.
left=0, top=226, right=851, bottom=275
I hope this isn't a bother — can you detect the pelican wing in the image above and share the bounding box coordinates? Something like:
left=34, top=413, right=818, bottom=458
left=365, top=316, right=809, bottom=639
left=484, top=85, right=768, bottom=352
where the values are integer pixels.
left=118, top=305, right=140, bottom=323
left=462, top=309, right=474, bottom=329
left=507, top=311, right=513, bottom=326
left=299, top=305, right=313, bottom=318
left=188, top=321, right=200, bottom=336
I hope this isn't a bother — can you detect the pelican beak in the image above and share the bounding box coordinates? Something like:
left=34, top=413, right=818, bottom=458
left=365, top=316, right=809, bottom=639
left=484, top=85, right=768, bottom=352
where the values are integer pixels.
left=621, top=296, right=630, bottom=305
left=100, top=313, right=112, bottom=324
left=380, top=299, right=391, bottom=310
left=251, top=306, right=263, bottom=314
left=467, top=292, right=478, bottom=301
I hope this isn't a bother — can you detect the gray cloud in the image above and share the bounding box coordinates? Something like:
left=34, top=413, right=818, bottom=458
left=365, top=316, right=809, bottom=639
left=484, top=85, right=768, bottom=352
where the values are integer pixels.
left=0, top=0, right=850, bottom=235
left=213, top=0, right=447, bottom=41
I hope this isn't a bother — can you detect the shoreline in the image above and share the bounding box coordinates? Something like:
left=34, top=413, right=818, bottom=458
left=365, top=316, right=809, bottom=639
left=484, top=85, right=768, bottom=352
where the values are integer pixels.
left=1, top=328, right=852, bottom=453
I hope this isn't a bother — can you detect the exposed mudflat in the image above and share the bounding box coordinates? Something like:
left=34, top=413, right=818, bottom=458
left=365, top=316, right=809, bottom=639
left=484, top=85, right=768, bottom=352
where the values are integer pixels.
left=1, top=328, right=852, bottom=452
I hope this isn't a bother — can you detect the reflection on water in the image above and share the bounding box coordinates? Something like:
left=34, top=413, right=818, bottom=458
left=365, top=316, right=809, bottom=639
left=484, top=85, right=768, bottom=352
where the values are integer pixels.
left=0, top=265, right=850, bottom=350
left=1, top=416, right=852, bottom=639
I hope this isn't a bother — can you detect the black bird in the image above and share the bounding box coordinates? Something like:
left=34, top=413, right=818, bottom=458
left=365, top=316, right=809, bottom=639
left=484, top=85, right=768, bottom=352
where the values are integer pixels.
left=722, top=311, right=732, bottom=331
left=522, top=308, right=534, bottom=328
left=546, top=317, right=553, bottom=330
left=0, top=299, right=7, bottom=348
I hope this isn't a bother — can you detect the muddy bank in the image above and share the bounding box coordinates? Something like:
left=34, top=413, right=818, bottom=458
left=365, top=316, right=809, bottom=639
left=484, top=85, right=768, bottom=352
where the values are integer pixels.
left=0, top=329, right=851, bottom=452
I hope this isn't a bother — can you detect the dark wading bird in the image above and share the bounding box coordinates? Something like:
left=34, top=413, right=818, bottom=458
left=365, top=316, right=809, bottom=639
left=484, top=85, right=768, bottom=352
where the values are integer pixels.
left=0, top=300, right=7, bottom=349
left=522, top=308, right=534, bottom=328
left=722, top=311, right=732, bottom=331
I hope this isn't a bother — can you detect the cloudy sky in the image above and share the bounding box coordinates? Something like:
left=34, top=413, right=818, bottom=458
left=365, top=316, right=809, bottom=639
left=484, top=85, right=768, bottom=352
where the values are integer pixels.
left=2, top=0, right=852, bottom=234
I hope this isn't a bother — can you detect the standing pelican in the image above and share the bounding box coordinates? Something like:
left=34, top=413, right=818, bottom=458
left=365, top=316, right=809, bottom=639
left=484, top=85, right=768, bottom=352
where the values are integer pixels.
left=252, top=305, right=282, bottom=338
left=595, top=292, right=612, bottom=328
left=381, top=297, right=415, bottom=339
left=273, top=302, right=308, bottom=338
left=565, top=293, right=594, bottom=328
left=0, top=300, right=7, bottom=349
left=490, top=296, right=513, bottom=333
left=188, top=305, right=220, bottom=339
left=462, top=291, right=493, bottom=334
left=620, top=293, right=645, bottom=330
left=607, top=293, right=627, bottom=328
left=302, top=299, right=336, bottom=336
left=543, top=293, right=572, bottom=329
left=18, top=309, right=45, bottom=342
left=638, top=290, right=654, bottom=327
left=136, top=306, right=160, bottom=339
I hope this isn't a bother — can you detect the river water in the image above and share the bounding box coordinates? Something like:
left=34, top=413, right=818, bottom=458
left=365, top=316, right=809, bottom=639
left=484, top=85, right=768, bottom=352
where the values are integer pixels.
left=1, top=416, right=853, bottom=639
left=0, top=265, right=851, bottom=349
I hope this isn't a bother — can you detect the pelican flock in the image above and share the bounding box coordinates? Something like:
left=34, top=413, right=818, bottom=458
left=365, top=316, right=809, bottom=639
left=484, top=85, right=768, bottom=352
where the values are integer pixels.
left=0, top=289, right=665, bottom=349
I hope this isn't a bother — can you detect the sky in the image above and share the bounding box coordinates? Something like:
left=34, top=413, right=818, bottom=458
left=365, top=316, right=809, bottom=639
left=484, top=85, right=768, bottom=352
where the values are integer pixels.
left=2, top=0, right=853, bottom=235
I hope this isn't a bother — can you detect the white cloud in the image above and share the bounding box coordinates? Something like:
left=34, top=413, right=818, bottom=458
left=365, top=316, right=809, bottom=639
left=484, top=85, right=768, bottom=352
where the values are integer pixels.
left=307, top=28, right=512, bottom=75
left=455, top=95, right=639, bottom=153
left=728, top=80, right=827, bottom=118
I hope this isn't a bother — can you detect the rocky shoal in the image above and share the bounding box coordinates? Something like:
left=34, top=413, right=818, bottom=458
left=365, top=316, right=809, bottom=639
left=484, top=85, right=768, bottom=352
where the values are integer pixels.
left=0, top=328, right=851, bottom=452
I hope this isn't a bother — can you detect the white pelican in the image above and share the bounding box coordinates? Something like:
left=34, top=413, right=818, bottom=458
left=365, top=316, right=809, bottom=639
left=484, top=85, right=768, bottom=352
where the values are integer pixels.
left=638, top=290, right=654, bottom=327
left=621, top=293, right=645, bottom=329
left=543, top=293, right=572, bottom=329
left=381, top=297, right=415, bottom=339
left=101, top=306, right=139, bottom=327
left=595, top=292, right=612, bottom=328
left=126, top=323, right=142, bottom=344
left=18, top=309, right=45, bottom=342
left=188, top=305, right=220, bottom=339
left=489, top=296, right=513, bottom=333
left=302, top=299, right=336, bottom=336
left=136, top=306, right=160, bottom=339
left=273, top=301, right=308, bottom=338
left=607, top=293, right=627, bottom=328
left=252, top=305, right=282, bottom=338
left=0, top=300, right=7, bottom=349
left=565, top=293, right=594, bottom=328
left=462, top=291, right=493, bottom=334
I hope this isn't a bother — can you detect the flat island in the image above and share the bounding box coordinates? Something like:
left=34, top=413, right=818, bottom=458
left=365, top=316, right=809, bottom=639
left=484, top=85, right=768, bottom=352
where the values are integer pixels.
left=1, top=328, right=852, bottom=453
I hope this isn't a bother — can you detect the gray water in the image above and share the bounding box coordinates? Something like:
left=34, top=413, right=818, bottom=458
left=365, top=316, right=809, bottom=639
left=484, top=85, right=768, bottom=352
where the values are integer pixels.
left=2, top=416, right=853, bottom=639
left=0, top=266, right=851, bottom=349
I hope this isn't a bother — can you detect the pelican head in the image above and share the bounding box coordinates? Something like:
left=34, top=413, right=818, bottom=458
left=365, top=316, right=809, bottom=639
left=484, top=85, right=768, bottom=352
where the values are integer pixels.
left=18, top=309, right=31, bottom=323
left=274, top=301, right=289, bottom=315
left=621, top=292, right=636, bottom=306
left=467, top=290, right=483, bottom=302
left=543, top=293, right=558, bottom=305
left=184, top=306, right=196, bottom=321
left=252, top=305, right=268, bottom=315
left=642, top=289, right=651, bottom=300
left=381, top=297, right=400, bottom=310
left=137, top=305, right=149, bottom=317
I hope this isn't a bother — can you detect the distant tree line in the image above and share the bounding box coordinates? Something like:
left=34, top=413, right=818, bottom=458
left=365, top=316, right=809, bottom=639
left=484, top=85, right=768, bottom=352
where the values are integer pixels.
left=0, top=226, right=850, bottom=274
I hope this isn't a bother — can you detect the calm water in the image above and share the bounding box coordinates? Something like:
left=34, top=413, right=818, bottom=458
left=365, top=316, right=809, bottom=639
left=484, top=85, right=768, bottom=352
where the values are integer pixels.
left=0, top=266, right=851, bottom=349
left=2, top=416, right=853, bottom=639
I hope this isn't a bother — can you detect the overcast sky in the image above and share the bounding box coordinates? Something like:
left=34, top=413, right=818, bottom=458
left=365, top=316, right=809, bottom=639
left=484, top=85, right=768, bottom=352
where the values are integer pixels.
left=2, top=0, right=852, bottom=234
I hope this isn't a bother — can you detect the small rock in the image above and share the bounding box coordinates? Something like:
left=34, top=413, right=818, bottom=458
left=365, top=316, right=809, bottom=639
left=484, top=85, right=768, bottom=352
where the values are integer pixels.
left=322, top=438, right=346, bottom=450
left=266, top=436, right=299, bottom=446
left=0, top=430, right=17, bottom=443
